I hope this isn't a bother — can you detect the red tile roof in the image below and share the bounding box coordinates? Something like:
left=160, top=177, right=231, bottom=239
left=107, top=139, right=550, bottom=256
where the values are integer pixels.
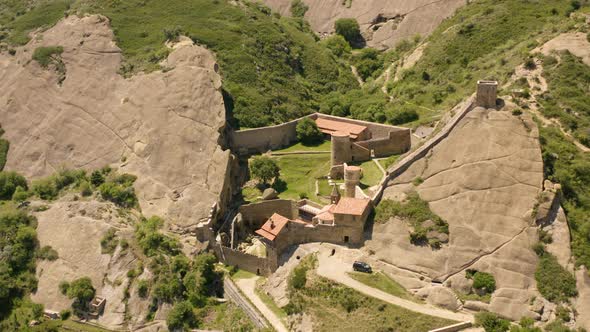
left=316, top=204, right=336, bottom=222
left=255, top=213, right=289, bottom=241
left=332, top=197, right=371, bottom=216
left=315, top=118, right=367, bottom=139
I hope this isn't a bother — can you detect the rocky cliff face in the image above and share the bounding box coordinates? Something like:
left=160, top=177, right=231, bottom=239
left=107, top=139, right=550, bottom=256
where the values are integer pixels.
left=0, top=15, right=232, bottom=229
left=368, top=106, right=545, bottom=319
left=261, top=0, right=465, bottom=49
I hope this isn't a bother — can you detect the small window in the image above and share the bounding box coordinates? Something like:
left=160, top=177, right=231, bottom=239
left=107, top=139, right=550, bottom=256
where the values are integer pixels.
left=256, top=268, right=260, bottom=275
left=344, top=236, right=349, bottom=243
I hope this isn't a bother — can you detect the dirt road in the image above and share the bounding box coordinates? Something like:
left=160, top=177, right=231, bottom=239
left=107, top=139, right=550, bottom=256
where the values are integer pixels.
left=234, top=276, right=288, bottom=332
left=316, top=250, right=474, bottom=322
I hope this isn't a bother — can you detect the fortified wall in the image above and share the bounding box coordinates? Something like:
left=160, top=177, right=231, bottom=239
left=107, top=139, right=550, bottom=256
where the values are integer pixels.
left=229, top=113, right=411, bottom=157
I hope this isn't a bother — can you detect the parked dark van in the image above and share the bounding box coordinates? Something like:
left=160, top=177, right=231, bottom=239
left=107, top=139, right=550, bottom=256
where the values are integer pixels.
left=352, top=261, right=372, bottom=273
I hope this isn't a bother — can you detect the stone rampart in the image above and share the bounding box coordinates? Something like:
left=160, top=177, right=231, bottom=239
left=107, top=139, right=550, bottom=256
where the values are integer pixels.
left=230, top=113, right=411, bottom=157
left=372, top=97, right=475, bottom=202
left=238, top=199, right=297, bottom=229
left=213, top=244, right=273, bottom=276
left=229, top=114, right=318, bottom=155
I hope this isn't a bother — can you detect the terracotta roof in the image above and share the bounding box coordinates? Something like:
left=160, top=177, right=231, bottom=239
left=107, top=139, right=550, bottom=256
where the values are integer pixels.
left=316, top=204, right=336, bottom=222
left=332, top=197, right=371, bottom=216
left=255, top=213, right=289, bottom=241
left=315, top=118, right=367, bottom=139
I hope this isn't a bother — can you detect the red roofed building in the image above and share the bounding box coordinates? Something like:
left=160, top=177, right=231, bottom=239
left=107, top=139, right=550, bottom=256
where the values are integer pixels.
left=315, top=118, right=369, bottom=140
left=255, top=213, right=289, bottom=242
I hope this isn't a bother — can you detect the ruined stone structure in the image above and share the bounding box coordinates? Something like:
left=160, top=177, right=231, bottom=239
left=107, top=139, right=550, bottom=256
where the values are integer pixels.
left=476, top=80, right=498, bottom=108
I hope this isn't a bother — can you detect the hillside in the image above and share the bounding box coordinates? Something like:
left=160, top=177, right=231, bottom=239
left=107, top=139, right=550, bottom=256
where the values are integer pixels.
left=260, top=0, right=466, bottom=50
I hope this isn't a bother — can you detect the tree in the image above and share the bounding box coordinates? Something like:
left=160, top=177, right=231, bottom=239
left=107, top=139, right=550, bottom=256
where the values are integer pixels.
left=335, top=18, right=361, bottom=46
left=475, top=312, right=510, bottom=332
left=322, top=35, right=351, bottom=57
left=472, top=272, right=496, bottom=294
left=90, top=170, right=105, bottom=187
left=167, top=301, right=198, bottom=331
left=290, top=0, right=308, bottom=18
left=249, top=156, right=280, bottom=185
left=0, top=171, right=27, bottom=200
left=66, top=277, right=95, bottom=312
left=296, top=118, right=323, bottom=145
left=12, top=186, right=29, bottom=202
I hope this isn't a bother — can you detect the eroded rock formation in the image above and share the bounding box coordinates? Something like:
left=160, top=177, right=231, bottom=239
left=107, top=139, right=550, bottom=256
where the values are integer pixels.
left=368, top=106, right=545, bottom=319
left=261, top=0, right=466, bottom=49
left=0, top=15, right=233, bottom=230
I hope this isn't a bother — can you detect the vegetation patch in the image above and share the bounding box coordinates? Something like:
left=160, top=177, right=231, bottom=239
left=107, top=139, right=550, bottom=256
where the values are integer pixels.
left=376, top=192, right=449, bottom=248
left=539, top=52, right=590, bottom=147
left=534, top=250, right=577, bottom=303
left=347, top=271, right=419, bottom=302
left=284, top=265, right=456, bottom=331
left=32, top=46, right=66, bottom=84
left=0, top=125, right=8, bottom=171
left=474, top=311, right=510, bottom=332
left=100, top=228, right=118, bottom=254
left=271, top=154, right=331, bottom=202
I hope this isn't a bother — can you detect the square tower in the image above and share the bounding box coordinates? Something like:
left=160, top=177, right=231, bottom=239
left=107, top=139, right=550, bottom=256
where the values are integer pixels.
left=476, top=80, right=498, bottom=109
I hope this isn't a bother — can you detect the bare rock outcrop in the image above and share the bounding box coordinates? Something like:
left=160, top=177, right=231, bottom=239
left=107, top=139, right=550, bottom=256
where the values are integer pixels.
left=0, top=15, right=232, bottom=230
left=260, top=0, right=466, bottom=49
left=30, top=197, right=154, bottom=330
left=367, top=106, right=545, bottom=320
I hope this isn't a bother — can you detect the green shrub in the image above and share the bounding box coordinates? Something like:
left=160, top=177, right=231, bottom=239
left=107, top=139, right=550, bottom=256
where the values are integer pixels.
left=59, top=309, right=71, bottom=320
left=99, top=181, right=137, bottom=208
left=512, top=109, right=523, bottom=116
left=475, top=312, right=510, bottom=332
left=59, top=281, right=70, bottom=295
left=335, top=18, right=361, bottom=46
left=0, top=171, right=28, bottom=200
left=289, top=265, right=308, bottom=290
left=352, top=48, right=384, bottom=80
left=472, top=272, right=496, bottom=293
left=296, top=117, right=323, bottom=145
left=166, top=301, right=198, bottom=331
left=137, top=280, right=149, bottom=298
left=37, top=245, right=59, bottom=261
left=79, top=180, right=92, bottom=197
left=31, top=177, right=58, bottom=200
left=100, top=228, right=118, bottom=254
left=12, top=186, right=29, bottom=202
left=66, top=277, right=95, bottom=311
left=290, top=0, right=309, bottom=18
left=389, top=108, right=419, bottom=125
left=555, top=305, right=571, bottom=322
left=90, top=170, right=105, bottom=187
left=321, top=35, right=351, bottom=57
left=32, top=46, right=63, bottom=68
left=135, top=216, right=180, bottom=256
left=0, top=138, right=8, bottom=171
left=535, top=253, right=577, bottom=302
left=249, top=156, right=280, bottom=185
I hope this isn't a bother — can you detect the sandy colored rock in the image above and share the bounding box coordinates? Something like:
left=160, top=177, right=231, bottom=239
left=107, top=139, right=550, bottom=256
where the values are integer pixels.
left=415, top=286, right=461, bottom=311
left=260, top=0, right=465, bottom=49
left=0, top=15, right=231, bottom=230
left=368, top=107, right=544, bottom=320
left=262, top=187, right=279, bottom=200
left=463, top=300, right=489, bottom=312
left=545, top=206, right=573, bottom=271
left=536, top=32, right=590, bottom=66
left=446, top=273, right=473, bottom=294
left=30, top=198, right=150, bottom=330
left=575, top=267, right=590, bottom=331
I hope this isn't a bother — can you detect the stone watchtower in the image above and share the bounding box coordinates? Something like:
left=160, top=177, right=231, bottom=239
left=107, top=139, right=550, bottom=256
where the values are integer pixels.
left=344, top=166, right=361, bottom=198
left=331, top=131, right=352, bottom=166
left=476, top=80, right=498, bottom=108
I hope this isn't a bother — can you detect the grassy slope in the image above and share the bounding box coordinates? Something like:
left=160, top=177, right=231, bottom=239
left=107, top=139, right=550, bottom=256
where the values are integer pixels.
left=293, top=274, right=455, bottom=332
left=387, top=0, right=575, bottom=112
left=347, top=271, right=419, bottom=302
left=71, top=0, right=357, bottom=128
left=273, top=153, right=331, bottom=201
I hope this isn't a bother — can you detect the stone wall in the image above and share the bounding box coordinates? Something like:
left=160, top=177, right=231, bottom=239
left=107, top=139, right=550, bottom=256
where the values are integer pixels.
left=427, top=322, right=472, bottom=332
left=229, top=112, right=411, bottom=157
left=213, top=244, right=274, bottom=276
left=371, top=97, right=475, bottom=202
left=229, top=114, right=318, bottom=155
left=238, top=199, right=297, bottom=229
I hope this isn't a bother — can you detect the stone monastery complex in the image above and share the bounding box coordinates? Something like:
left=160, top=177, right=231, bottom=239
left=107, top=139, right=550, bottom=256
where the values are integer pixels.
left=196, top=81, right=498, bottom=276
